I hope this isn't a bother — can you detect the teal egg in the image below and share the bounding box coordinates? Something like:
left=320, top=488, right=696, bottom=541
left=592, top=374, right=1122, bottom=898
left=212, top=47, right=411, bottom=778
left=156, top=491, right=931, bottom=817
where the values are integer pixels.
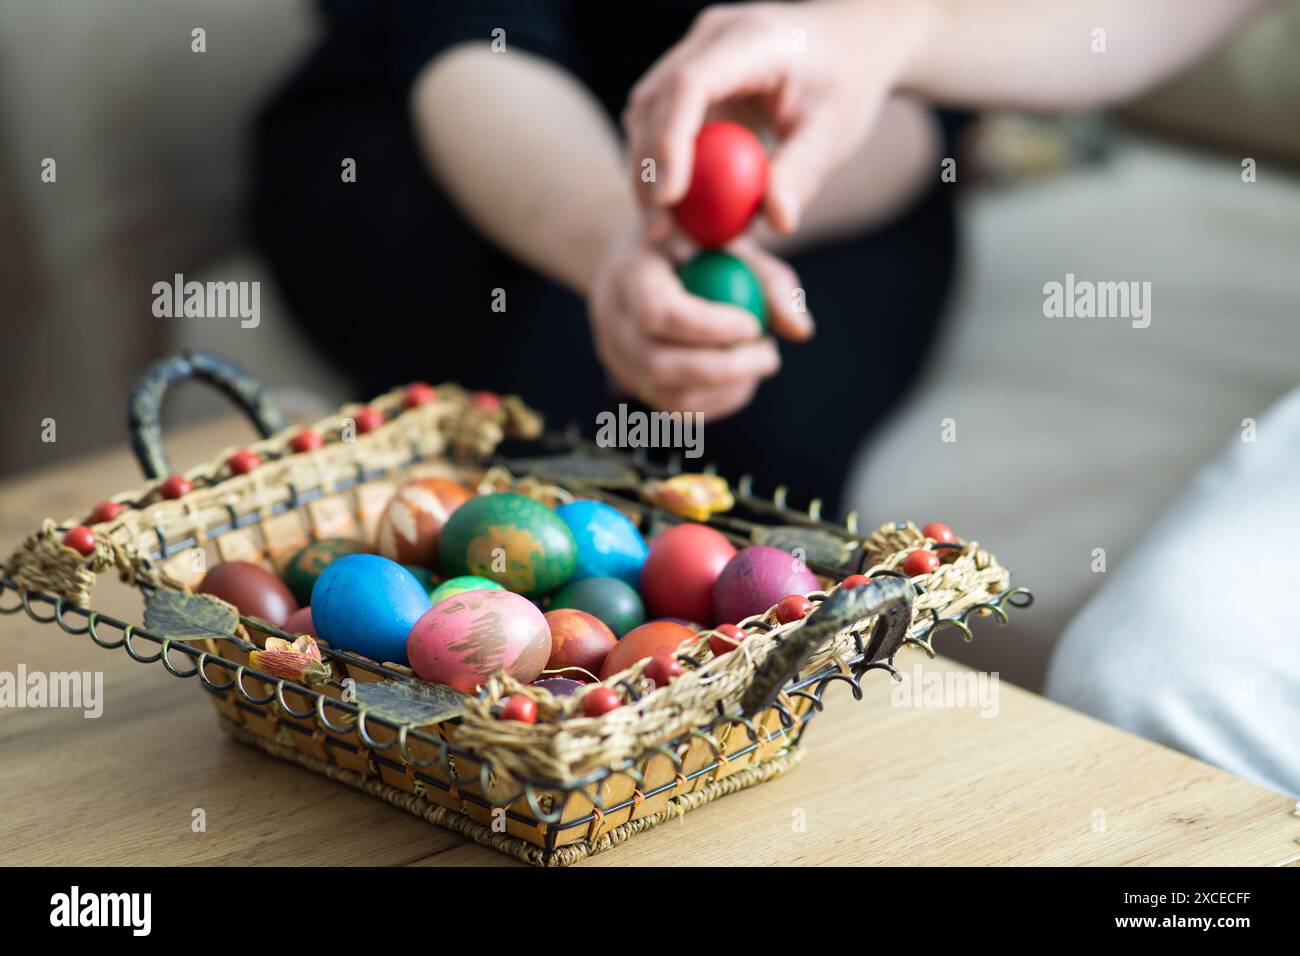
left=437, top=493, right=577, bottom=597
left=550, top=577, right=646, bottom=638
left=556, top=500, right=647, bottom=588
left=403, top=564, right=436, bottom=594
left=429, top=575, right=505, bottom=604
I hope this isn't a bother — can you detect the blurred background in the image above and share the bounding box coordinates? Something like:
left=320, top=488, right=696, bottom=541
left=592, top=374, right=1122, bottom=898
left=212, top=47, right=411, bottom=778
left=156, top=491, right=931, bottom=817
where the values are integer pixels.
left=1, top=0, right=1297, bottom=691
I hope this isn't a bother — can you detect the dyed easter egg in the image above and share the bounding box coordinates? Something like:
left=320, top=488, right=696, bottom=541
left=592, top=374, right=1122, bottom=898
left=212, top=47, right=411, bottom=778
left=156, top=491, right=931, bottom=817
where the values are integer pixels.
left=403, top=564, right=436, bottom=594
left=407, top=589, right=551, bottom=693
left=599, top=621, right=696, bottom=680
left=544, top=608, right=617, bottom=677
left=555, top=500, right=648, bottom=587
left=280, top=537, right=367, bottom=606
left=532, top=676, right=584, bottom=696
left=550, top=577, right=645, bottom=638
left=376, top=477, right=472, bottom=567
left=437, top=493, right=577, bottom=597
left=283, top=606, right=316, bottom=638
left=428, top=575, right=504, bottom=604
left=640, top=523, right=736, bottom=625
left=712, top=546, right=820, bottom=625
left=200, top=561, right=298, bottom=627
left=674, top=121, right=768, bottom=248
left=677, top=251, right=766, bottom=329
left=311, top=554, right=431, bottom=665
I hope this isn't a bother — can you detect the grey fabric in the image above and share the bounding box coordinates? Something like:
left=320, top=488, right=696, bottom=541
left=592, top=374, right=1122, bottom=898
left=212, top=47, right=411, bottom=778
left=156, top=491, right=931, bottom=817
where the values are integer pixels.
left=1047, top=386, right=1300, bottom=798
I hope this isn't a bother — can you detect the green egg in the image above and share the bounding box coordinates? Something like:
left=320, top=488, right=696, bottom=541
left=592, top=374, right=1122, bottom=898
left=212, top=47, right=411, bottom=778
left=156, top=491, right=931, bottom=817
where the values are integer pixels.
left=437, top=493, right=577, bottom=598
left=677, top=251, right=766, bottom=330
left=429, top=575, right=505, bottom=604
left=550, top=576, right=646, bottom=638
left=280, top=537, right=367, bottom=606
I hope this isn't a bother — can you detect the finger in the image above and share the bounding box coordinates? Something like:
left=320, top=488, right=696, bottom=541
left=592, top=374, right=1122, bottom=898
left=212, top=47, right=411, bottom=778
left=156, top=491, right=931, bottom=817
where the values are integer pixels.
left=763, top=108, right=847, bottom=233
left=642, top=338, right=780, bottom=390
left=653, top=379, right=759, bottom=421
left=730, top=239, right=814, bottom=341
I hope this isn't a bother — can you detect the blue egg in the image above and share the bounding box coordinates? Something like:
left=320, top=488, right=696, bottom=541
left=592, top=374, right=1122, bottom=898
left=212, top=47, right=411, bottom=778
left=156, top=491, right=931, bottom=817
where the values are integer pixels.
left=556, top=500, right=648, bottom=587
left=311, top=554, right=431, bottom=665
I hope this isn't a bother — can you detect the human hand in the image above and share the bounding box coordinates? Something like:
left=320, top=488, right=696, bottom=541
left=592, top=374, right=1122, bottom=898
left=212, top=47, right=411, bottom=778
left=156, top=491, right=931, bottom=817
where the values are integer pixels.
left=624, top=0, right=926, bottom=233
left=587, top=221, right=811, bottom=420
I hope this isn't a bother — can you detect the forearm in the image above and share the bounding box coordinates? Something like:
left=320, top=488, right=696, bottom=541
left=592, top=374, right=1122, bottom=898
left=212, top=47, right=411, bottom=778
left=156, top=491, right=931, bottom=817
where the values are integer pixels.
left=411, top=44, right=635, bottom=296
left=883, top=0, right=1274, bottom=111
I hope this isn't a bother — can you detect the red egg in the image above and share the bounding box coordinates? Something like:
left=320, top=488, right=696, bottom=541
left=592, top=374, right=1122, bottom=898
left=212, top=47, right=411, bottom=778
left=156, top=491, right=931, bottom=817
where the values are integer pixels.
left=599, top=621, right=696, bottom=681
left=283, top=606, right=316, bottom=638
left=713, top=546, right=819, bottom=625
left=404, top=382, right=438, bottom=408
left=640, top=523, right=736, bottom=625
left=407, top=589, right=551, bottom=693
left=290, top=429, right=325, bottom=453
left=673, top=121, right=768, bottom=248
left=376, top=477, right=472, bottom=567
left=160, top=475, right=193, bottom=499
left=199, top=560, right=299, bottom=627
left=88, top=500, right=124, bottom=524
left=544, top=608, right=616, bottom=677
left=354, top=407, right=385, bottom=433
left=226, top=449, right=261, bottom=475
left=841, top=574, right=872, bottom=590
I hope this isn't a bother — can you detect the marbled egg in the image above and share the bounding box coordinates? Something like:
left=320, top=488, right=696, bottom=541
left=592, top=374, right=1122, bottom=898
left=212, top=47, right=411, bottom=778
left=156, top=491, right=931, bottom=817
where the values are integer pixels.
left=550, top=576, right=645, bottom=638
left=428, top=575, right=504, bottom=604
left=311, top=554, right=431, bottom=665
left=599, top=620, right=697, bottom=680
left=544, top=608, right=616, bottom=677
left=712, top=546, right=820, bottom=625
left=556, top=499, right=647, bottom=587
left=200, top=561, right=299, bottom=627
left=407, top=589, right=551, bottom=693
left=280, top=537, right=367, bottom=606
left=437, top=493, right=577, bottom=597
left=376, top=477, right=472, bottom=567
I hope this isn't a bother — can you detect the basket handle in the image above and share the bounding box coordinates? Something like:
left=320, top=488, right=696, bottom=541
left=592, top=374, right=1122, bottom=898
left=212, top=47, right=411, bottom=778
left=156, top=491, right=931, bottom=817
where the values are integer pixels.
left=128, top=350, right=286, bottom=479
left=740, top=576, right=914, bottom=718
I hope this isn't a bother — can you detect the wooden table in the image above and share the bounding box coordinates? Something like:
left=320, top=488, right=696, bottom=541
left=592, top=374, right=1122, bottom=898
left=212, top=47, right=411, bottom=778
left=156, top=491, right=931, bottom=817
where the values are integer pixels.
left=2, top=418, right=1297, bottom=866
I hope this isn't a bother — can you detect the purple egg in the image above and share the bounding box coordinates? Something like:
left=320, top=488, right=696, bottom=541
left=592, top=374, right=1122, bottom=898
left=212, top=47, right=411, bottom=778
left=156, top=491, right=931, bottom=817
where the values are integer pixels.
left=531, top=677, right=584, bottom=696
left=712, top=546, right=820, bottom=624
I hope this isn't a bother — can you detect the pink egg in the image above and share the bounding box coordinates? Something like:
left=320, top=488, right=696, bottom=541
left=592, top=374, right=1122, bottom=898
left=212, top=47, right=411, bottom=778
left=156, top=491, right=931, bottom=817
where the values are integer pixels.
left=407, top=589, right=550, bottom=693
left=712, top=546, right=820, bottom=624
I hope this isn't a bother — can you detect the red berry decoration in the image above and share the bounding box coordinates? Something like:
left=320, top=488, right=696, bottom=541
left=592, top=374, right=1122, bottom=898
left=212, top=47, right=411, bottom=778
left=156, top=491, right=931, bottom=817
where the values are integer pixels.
left=581, top=686, right=624, bottom=717
left=643, top=655, right=684, bottom=688
left=841, top=574, right=872, bottom=590
left=471, top=390, right=501, bottom=411
left=160, top=475, right=193, bottom=499
left=62, top=526, right=95, bottom=556
left=226, top=449, right=261, bottom=475
left=290, top=429, right=325, bottom=453
left=498, top=695, right=538, bottom=724
left=403, top=382, right=437, bottom=408
left=674, top=121, right=769, bottom=248
left=353, top=407, right=385, bottom=433
left=923, top=522, right=956, bottom=544
left=709, top=623, right=747, bottom=657
left=775, top=594, right=813, bottom=624
left=88, top=500, right=124, bottom=524
left=902, top=550, right=941, bottom=577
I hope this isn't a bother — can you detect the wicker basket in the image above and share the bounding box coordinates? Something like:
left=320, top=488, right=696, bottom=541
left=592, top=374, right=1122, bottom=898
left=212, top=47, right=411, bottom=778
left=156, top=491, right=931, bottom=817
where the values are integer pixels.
left=2, top=351, right=1031, bottom=866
